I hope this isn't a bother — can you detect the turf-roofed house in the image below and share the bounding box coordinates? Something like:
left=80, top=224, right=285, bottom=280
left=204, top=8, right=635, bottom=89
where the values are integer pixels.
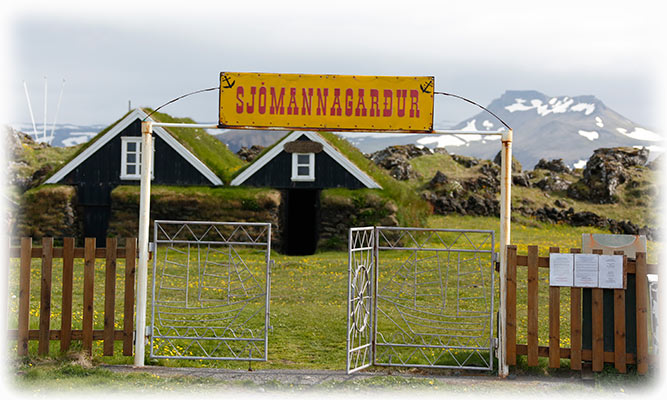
left=231, top=131, right=383, bottom=255
left=43, top=108, right=243, bottom=242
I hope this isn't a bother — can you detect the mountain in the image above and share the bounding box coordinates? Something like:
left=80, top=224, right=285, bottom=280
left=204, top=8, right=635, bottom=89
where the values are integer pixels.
left=10, top=122, right=107, bottom=147
left=339, top=90, right=662, bottom=169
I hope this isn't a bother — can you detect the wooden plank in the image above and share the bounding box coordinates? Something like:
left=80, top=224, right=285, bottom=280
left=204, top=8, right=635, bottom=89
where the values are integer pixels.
left=613, top=251, right=626, bottom=373
left=17, top=238, right=32, bottom=356
left=635, top=252, right=649, bottom=375
left=570, top=248, right=582, bottom=370
left=591, top=248, right=604, bottom=372
left=38, top=238, right=54, bottom=356
left=103, top=238, right=117, bottom=356
left=548, top=247, right=560, bottom=368
left=11, top=246, right=133, bottom=259
left=10, top=329, right=129, bottom=341
left=515, top=344, right=641, bottom=364
left=82, top=238, right=96, bottom=355
left=123, top=238, right=137, bottom=356
left=506, top=245, right=517, bottom=366
left=60, top=238, right=75, bottom=353
left=527, top=245, right=539, bottom=366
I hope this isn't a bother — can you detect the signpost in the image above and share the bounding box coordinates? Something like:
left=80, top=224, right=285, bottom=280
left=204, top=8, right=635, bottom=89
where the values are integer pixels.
left=219, top=72, right=435, bottom=132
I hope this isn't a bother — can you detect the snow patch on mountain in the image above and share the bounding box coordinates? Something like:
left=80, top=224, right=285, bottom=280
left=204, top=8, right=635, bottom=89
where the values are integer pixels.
left=504, top=97, right=581, bottom=116
left=595, top=117, right=604, bottom=128
left=578, top=130, right=599, bottom=141
left=616, top=127, right=662, bottom=141
left=570, top=103, right=596, bottom=115
left=573, top=159, right=588, bottom=169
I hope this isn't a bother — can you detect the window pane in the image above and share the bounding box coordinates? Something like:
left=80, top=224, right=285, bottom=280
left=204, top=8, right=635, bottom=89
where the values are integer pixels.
left=127, top=153, right=136, bottom=163
left=127, top=142, right=136, bottom=152
left=127, top=165, right=136, bottom=175
left=297, top=154, right=310, bottom=164
left=297, top=166, right=309, bottom=176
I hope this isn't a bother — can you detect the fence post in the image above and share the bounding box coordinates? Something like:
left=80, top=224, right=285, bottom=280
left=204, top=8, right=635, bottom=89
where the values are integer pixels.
left=613, top=251, right=627, bottom=373
left=123, top=238, right=137, bottom=356
left=82, top=238, right=96, bottom=355
left=591, top=249, right=604, bottom=371
left=103, top=237, right=118, bottom=356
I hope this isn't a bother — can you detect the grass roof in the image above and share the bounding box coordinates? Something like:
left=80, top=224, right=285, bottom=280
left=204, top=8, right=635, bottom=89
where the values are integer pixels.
left=144, top=108, right=246, bottom=183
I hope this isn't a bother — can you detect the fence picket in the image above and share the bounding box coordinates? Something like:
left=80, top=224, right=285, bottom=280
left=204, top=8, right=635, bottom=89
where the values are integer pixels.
left=104, top=238, right=117, bottom=356
left=123, top=238, right=136, bottom=356
left=60, top=238, right=75, bottom=353
left=613, top=251, right=626, bottom=373
left=82, top=238, right=96, bottom=355
left=17, top=238, right=32, bottom=356
left=635, top=252, right=648, bottom=375
left=569, top=248, right=582, bottom=370
left=38, top=237, right=54, bottom=356
left=548, top=247, right=560, bottom=368
left=527, top=245, right=539, bottom=366
left=591, top=249, right=604, bottom=371
left=506, top=245, right=517, bottom=366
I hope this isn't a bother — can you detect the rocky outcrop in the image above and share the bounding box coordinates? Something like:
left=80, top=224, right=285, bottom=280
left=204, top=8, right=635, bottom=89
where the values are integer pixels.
left=236, top=145, right=265, bottom=162
left=493, top=151, right=522, bottom=173
left=369, top=145, right=444, bottom=180
left=534, top=158, right=571, bottom=174
left=535, top=173, right=571, bottom=192
left=567, top=147, right=649, bottom=204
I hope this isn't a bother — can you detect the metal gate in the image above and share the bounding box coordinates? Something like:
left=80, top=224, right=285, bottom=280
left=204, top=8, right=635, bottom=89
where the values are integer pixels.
left=347, top=226, right=495, bottom=373
left=150, top=220, right=272, bottom=361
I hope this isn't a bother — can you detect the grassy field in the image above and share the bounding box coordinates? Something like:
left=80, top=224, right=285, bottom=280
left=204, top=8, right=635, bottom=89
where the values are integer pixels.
left=7, top=215, right=661, bottom=376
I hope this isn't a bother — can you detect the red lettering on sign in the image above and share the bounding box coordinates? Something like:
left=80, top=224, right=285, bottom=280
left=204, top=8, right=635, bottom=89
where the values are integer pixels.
left=410, top=90, right=420, bottom=118
left=301, top=88, right=313, bottom=115
left=287, top=87, right=299, bottom=115
left=355, top=89, right=367, bottom=116
left=330, top=88, right=342, bottom=116
left=236, top=86, right=244, bottom=113
left=395, top=89, right=407, bottom=117
left=246, top=86, right=256, bottom=114
left=258, top=86, right=267, bottom=114
left=383, top=89, right=393, bottom=117
left=345, top=88, right=354, bottom=117
left=370, top=89, right=380, bottom=117
left=316, top=88, right=328, bottom=116
left=270, top=87, right=285, bottom=115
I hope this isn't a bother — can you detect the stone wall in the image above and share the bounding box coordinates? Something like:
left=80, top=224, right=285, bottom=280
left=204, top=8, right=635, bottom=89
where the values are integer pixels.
left=318, top=189, right=398, bottom=250
left=15, top=185, right=80, bottom=239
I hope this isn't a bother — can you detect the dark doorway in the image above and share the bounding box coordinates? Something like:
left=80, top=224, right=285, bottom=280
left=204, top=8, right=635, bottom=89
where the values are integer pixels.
left=82, top=204, right=111, bottom=245
left=282, top=189, right=320, bottom=255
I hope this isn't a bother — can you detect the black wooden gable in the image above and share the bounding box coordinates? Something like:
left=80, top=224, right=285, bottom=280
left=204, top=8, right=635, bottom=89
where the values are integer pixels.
left=231, top=131, right=381, bottom=190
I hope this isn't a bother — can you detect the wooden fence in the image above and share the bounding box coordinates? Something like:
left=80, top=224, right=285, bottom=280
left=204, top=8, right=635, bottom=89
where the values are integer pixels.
left=505, top=245, right=657, bottom=374
left=8, top=237, right=137, bottom=357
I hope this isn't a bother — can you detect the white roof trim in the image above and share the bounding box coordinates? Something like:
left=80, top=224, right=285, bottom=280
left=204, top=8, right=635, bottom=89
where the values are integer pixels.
left=230, top=131, right=381, bottom=189
left=45, top=109, right=223, bottom=185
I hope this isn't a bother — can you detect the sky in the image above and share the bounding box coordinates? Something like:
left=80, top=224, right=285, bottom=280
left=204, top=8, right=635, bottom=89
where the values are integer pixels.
left=1, top=1, right=666, bottom=130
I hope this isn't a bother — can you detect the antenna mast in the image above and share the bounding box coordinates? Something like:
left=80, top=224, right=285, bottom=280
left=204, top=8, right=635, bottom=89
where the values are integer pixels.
left=22, top=81, right=38, bottom=137
left=43, top=77, right=48, bottom=140
left=50, top=79, right=66, bottom=138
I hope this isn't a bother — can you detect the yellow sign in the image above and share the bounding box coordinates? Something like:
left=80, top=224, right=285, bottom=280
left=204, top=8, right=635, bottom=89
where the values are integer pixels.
left=219, top=72, right=434, bottom=132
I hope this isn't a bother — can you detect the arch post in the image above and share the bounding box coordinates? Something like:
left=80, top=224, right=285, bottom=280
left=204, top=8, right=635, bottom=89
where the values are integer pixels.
left=498, top=129, right=513, bottom=377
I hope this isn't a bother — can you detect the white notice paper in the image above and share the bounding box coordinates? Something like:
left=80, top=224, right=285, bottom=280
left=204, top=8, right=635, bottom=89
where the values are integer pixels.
left=598, top=255, right=623, bottom=289
left=574, top=254, right=599, bottom=287
left=549, top=253, right=574, bottom=286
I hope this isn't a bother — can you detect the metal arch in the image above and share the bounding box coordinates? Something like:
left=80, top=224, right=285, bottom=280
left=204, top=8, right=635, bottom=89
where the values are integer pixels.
left=150, top=220, right=272, bottom=361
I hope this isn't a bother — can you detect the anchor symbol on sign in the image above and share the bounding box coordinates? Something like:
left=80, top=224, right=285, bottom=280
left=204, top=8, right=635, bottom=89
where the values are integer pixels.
left=221, top=75, right=236, bottom=89
left=420, top=80, right=433, bottom=94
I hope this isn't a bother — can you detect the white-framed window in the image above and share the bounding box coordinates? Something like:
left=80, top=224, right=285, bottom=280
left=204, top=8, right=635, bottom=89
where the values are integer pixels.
left=120, top=137, right=154, bottom=180
left=291, top=153, right=315, bottom=181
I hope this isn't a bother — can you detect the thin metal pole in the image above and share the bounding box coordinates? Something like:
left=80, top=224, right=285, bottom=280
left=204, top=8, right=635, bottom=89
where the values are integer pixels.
left=134, top=120, right=154, bottom=367
left=22, top=81, right=38, bottom=137
left=498, top=129, right=513, bottom=377
left=43, top=77, right=47, bottom=140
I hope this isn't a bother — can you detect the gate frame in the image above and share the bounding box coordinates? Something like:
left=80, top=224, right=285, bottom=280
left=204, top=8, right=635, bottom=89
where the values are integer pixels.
left=347, top=226, right=497, bottom=373
left=149, top=219, right=272, bottom=361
